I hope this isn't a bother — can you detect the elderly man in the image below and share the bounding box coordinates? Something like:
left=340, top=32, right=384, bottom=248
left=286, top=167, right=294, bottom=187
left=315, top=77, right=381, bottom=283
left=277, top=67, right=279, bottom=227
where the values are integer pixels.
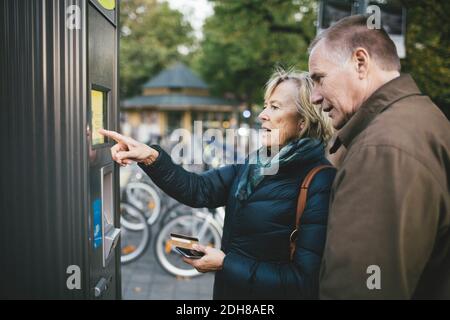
left=309, top=15, right=450, bottom=299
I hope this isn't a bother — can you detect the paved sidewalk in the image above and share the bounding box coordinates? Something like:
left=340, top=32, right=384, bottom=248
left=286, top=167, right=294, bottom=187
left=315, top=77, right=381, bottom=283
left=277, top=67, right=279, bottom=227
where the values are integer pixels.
left=121, top=229, right=215, bottom=300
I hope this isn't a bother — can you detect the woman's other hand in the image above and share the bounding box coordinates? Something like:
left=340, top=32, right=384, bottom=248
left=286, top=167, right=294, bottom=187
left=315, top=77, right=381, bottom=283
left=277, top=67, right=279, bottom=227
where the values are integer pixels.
left=182, top=244, right=226, bottom=273
left=98, top=129, right=159, bottom=167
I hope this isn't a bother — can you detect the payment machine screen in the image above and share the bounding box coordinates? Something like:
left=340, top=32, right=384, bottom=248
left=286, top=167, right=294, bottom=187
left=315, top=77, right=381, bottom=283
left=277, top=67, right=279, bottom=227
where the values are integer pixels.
left=91, top=88, right=107, bottom=146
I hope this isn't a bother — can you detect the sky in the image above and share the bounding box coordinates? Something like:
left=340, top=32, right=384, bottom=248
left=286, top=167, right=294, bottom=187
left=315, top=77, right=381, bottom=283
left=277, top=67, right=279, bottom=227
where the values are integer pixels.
left=162, top=0, right=214, bottom=40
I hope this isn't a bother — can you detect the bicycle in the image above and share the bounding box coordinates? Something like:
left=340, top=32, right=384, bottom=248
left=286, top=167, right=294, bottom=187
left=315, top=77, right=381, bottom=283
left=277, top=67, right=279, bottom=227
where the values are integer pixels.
left=120, top=201, right=151, bottom=264
left=119, top=164, right=163, bottom=230
left=154, top=207, right=225, bottom=278
left=119, top=165, right=193, bottom=264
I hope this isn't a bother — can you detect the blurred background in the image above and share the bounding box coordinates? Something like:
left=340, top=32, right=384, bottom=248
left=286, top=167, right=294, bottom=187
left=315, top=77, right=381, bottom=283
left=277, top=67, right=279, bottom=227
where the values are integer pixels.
left=117, top=0, right=450, bottom=299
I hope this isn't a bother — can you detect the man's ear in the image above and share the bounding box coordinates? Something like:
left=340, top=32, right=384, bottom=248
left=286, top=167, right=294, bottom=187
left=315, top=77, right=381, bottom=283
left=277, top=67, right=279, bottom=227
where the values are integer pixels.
left=353, top=47, right=370, bottom=79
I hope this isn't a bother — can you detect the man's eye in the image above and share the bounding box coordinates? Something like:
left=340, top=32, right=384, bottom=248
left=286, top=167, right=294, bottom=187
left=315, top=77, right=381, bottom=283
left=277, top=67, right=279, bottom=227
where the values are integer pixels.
left=271, top=105, right=279, bottom=110
left=313, top=76, right=323, bottom=85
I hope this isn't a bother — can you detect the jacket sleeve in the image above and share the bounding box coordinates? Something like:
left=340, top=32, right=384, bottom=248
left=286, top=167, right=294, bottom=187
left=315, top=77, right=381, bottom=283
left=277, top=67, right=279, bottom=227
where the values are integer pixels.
left=220, top=168, right=336, bottom=299
left=319, top=145, right=442, bottom=299
left=137, top=144, right=238, bottom=208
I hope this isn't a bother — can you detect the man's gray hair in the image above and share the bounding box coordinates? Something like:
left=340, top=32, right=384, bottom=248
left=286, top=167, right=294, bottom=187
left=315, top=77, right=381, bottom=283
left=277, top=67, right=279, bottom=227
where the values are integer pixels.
left=309, top=15, right=401, bottom=71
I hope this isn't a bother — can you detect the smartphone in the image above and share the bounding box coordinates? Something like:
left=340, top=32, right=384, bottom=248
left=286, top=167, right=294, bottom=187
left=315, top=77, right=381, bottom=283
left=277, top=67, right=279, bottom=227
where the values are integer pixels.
left=169, top=233, right=205, bottom=259
left=174, top=247, right=205, bottom=259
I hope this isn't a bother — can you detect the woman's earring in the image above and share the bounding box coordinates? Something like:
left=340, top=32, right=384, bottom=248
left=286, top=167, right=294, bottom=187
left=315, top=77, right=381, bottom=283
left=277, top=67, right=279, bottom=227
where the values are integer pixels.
left=299, top=121, right=305, bottom=131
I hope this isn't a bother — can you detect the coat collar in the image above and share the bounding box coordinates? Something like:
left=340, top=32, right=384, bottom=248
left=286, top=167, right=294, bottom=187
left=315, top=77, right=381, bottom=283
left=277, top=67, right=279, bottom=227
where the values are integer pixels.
left=329, top=74, right=422, bottom=154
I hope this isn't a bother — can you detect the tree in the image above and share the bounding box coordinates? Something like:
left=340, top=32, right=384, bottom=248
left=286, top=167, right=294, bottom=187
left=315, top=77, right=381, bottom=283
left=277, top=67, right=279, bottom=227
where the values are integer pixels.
left=401, top=0, right=450, bottom=118
left=192, top=0, right=449, bottom=119
left=192, top=0, right=317, bottom=110
left=120, top=0, right=194, bottom=98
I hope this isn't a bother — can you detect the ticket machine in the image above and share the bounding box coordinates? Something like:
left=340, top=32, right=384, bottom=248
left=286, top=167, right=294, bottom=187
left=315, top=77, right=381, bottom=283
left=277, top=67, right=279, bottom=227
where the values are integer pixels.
left=0, top=0, right=121, bottom=299
left=87, top=0, right=121, bottom=299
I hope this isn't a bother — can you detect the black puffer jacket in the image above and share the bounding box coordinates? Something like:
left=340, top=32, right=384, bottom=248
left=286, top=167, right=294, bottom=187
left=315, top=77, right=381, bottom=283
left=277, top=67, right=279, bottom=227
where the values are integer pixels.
left=139, top=142, right=336, bottom=299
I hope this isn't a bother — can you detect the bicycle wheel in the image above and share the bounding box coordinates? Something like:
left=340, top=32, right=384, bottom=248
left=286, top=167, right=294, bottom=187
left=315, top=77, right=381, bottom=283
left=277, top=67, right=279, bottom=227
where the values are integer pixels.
left=120, top=202, right=151, bottom=264
left=154, top=211, right=222, bottom=278
left=122, top=182, right=161, bottom=230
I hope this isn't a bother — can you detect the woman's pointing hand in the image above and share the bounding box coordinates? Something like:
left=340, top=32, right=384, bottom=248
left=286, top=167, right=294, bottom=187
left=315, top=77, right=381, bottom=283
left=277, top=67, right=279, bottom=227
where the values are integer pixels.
left=98, top=129, right=159, bottom=166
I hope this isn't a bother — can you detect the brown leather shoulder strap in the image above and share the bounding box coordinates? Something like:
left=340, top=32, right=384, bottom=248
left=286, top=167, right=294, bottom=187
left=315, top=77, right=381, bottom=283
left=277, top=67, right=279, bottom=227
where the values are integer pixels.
left=290, top=165, right=334, bottom=261
left=295, top=165, right=333, bottom=227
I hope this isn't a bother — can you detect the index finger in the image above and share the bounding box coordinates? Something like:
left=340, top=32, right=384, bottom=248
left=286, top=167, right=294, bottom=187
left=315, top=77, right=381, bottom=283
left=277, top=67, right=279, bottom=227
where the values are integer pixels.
left=98, top=129, right=126, bottom=143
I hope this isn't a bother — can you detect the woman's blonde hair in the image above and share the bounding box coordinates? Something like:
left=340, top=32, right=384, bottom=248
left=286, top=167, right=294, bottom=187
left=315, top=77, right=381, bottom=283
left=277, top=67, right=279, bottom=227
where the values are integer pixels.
left=264, top=67, right=334, bottom=144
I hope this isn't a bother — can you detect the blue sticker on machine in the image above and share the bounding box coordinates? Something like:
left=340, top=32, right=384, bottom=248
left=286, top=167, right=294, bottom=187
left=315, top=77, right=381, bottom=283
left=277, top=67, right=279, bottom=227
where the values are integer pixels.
left=93, top=198, right=102, bottom=249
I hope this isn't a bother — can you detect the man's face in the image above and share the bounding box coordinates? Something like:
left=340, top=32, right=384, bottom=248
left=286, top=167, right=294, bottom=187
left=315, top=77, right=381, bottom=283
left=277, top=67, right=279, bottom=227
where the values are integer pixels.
left=308, top=41, right=363, bottom=129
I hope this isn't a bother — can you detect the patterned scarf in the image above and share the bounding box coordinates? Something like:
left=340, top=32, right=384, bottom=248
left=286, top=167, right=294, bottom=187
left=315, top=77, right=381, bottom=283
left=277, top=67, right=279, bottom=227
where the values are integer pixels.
left=235, top=138, right=324, bottom=201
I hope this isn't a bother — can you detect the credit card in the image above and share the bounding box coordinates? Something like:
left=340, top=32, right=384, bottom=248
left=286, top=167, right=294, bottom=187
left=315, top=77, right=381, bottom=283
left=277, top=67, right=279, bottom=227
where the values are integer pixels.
left=168, top=233, right=199, bottom=250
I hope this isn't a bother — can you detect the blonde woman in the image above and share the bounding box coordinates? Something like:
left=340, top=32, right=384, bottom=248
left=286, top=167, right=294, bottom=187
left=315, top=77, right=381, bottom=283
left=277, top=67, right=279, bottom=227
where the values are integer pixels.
left=100, top=68, right=336, bottom=299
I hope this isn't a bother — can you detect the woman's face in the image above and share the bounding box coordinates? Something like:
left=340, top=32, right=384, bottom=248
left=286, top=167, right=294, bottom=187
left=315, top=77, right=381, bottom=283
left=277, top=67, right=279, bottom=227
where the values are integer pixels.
left=258, top=80, right=303, bottom=148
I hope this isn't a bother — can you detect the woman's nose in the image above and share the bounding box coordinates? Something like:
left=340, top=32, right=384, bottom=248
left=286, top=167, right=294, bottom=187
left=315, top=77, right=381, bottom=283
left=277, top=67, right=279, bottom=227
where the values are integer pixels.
left=258, top=109, right=269, bottom=122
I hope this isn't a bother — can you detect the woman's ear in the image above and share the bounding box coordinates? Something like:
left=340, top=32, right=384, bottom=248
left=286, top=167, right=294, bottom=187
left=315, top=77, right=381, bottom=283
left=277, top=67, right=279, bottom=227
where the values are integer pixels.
left=298, top=119, right=305, bottom=132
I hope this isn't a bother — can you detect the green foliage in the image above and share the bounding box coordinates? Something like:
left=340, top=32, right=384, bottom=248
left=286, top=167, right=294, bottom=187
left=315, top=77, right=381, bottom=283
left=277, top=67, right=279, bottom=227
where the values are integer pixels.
left=192, top=0, right=449, bottom=118
left=120, top=0, right=449, bottom=119
left=192, top=0, right=317, bottom=107
left=401, top=0, right=450, bottom=118
left=120, top=0, right=194, bottom=98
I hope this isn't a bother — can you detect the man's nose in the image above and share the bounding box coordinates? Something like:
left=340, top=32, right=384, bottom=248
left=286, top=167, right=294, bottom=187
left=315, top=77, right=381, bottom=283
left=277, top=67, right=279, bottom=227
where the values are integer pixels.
left=311, top=87, right=324, bottom=105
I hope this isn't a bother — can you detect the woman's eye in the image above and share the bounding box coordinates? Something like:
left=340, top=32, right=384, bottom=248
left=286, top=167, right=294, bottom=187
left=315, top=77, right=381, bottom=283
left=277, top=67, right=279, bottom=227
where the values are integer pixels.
left=271, top=105, right=279, bottom=110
